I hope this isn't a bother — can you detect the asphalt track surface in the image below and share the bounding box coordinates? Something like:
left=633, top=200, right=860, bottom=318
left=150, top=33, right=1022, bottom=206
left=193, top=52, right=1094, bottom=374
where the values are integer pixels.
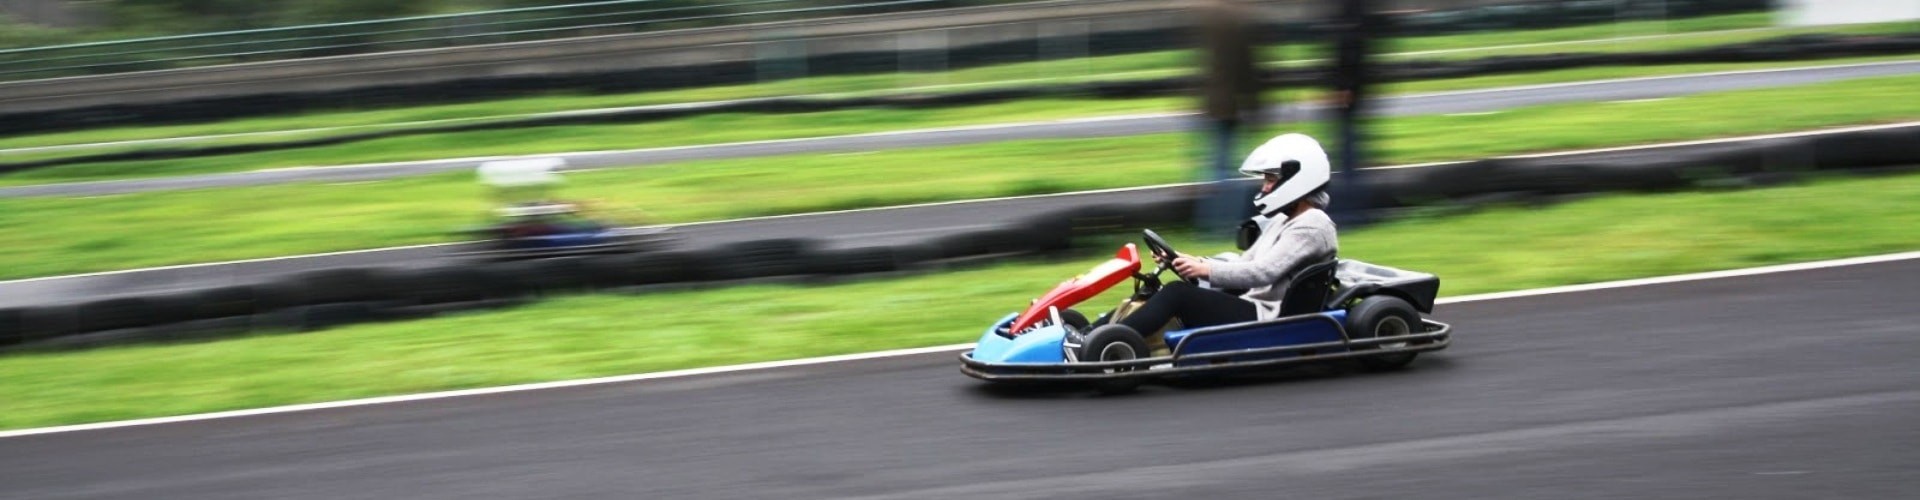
left=3, top=256, right=1917, bottom=499
left=3, top=60, right=1917, bottom=199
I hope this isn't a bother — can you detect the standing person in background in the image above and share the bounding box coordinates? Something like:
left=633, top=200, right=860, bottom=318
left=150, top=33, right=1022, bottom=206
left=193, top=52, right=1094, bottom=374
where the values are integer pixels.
left=1194, top=0, right=1264, bottom=238
left=1328, top=0, right=1379, bottom=226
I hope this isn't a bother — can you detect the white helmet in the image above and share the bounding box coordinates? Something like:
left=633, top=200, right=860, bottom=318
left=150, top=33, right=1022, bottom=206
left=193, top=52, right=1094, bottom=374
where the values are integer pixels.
left=1238, top=133, right=1331, bottom=216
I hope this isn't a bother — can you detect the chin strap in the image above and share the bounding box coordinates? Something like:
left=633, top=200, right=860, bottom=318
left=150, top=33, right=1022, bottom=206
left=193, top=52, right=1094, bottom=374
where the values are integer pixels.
left=1238, top=203, right=1294, bottom=251
left=1235, top=219, right=1262, bottom=251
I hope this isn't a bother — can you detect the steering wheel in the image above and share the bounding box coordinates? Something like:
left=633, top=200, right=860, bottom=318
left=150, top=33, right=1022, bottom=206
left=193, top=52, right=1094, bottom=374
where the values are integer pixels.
left=1141, top=229, right=1199, bottom=284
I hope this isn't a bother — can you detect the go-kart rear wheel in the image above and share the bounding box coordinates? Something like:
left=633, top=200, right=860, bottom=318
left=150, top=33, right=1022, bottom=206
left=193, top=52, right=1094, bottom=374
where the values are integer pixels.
left=1077, top=324, right=1150, bottom=395
left=1348, top=295, right=1422, bottom=371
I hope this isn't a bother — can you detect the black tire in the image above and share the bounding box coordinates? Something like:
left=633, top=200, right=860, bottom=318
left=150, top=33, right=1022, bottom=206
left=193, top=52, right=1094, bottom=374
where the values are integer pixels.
left=76, top=297, right=162, bottom=333
left=16, top=305, right=79, bottom=344
left=391, top=266, right=487, bottom=305
left=294, top=268, right=395, bottom=304
left=885, top=242, right=939, bottom=270
left=812, top=246, right=903, bottom=276
left=0, top=307, right=26, bottom=347
left=495, top=257, right=597, bottom=295
left=1058, top=308, right=1091, bottom=333
left=188, top=285, right=271, bottom=319
left=1347, top=295, right=1423, bottom=371
left=1013, top=214, right=1074, bottom=254
left=1058, top=204, right=1129, bottom=233
left=1072, top=324, right=1151, bottom=394
left=581, top=254, right=641, bottom=288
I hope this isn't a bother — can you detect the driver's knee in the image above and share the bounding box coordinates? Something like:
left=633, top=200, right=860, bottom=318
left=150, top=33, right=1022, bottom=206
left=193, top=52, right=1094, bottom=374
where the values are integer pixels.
left=1159, top=281, right=1198, bottom=298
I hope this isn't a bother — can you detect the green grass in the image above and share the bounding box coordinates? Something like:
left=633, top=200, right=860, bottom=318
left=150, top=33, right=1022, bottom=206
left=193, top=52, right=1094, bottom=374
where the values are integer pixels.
left=5, top=53, right=1918, bottom=186
left=1, top=73, right=1917, bottom=281
left=4, top=168, right=1918, bottom=430
left=3, top=12, right=1906, bottom=156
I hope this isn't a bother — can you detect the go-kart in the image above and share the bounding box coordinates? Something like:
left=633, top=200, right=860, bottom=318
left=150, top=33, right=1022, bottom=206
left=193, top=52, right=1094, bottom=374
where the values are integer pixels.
left=458, top=202, right=671, bottom=260
left=959, top=229, right=1453, bottom=393
left=455, top=158, right=672, bottom=260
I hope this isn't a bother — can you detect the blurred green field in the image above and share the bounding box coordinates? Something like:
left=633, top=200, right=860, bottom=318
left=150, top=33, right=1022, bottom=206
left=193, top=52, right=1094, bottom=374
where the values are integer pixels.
left=1, top=73, right=1916, bottom=281
left=3, top=11, right=1909, bottom=161
left=4, top=167, right=1917, bottom=430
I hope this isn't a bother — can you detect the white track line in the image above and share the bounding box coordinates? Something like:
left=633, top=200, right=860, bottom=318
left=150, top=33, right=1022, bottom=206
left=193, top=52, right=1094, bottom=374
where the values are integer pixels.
left=5, top=119, right=1915, bottom=286
left=4, top=249, right=1918, bottom=439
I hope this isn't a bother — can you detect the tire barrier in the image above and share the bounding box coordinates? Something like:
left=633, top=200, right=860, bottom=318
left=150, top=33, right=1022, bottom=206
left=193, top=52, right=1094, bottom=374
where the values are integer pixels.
left=1359, top=125, right=1920, bottom=211
left=1052, top=204, right=1135, bottom=234
left=6, top=305, right=79, bottom=347
left=0, top=308, right=25, bottom=347
left=712, top=238, right=821, bottom=280
left=292, top=268, right=399, bottom=305
left=267, top=302, right=387, bottom=331
left=186, top=284, right=285, bottom=319
left=812, top=246, right=910, bottom=276
left=6, top=123, right=1912, bottom=352
left=496, top=256, right=603, bottom=296
left=75, top=297, right=177, bottom=333
left=1010, top=213, right=1078, bottom=254
left=390, top=265, right=500, bottom=305
left=930, top=225, right=1044, bottom=260
left=1807, top=126, right=1920, bottom=169
left=623, top=251, right=713, bottom=285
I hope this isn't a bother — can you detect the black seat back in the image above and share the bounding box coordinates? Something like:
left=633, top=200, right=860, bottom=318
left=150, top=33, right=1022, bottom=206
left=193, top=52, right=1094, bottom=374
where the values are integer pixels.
left=1279, top=259, right=1340, bottom=317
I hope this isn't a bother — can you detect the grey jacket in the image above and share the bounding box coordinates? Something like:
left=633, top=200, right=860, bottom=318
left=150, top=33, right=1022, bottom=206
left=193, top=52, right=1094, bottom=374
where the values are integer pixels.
left=1208, top=208, right=1339, bottom=320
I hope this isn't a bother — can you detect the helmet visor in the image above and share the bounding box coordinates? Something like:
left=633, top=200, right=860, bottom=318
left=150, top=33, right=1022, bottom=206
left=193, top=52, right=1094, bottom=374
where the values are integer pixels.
left=1258, top=160, right=1302, bottom=195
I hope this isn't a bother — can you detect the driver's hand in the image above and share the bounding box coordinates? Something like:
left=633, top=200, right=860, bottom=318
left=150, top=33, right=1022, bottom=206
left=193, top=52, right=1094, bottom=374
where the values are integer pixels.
left=1152, top=251, right=1194, bottom=265
left=1172, top=257, right=1212, bottom=279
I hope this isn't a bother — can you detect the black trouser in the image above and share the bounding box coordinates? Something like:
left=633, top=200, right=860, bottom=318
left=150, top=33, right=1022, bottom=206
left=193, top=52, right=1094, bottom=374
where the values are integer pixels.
left=1117, top=282, right=1258, bottom=334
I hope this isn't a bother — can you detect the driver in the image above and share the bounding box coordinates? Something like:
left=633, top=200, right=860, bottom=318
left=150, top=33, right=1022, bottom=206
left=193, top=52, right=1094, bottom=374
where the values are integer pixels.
left=1116, top=132, right=1339, bottom=334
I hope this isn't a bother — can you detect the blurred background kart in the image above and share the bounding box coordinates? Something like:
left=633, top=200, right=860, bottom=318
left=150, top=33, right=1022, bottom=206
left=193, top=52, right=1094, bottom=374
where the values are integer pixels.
left=457, top=158, right=673, bottom=260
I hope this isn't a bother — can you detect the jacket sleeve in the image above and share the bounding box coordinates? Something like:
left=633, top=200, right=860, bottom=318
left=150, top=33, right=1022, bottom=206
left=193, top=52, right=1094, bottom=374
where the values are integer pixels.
left=1207, top=222, right=1335, bottom=289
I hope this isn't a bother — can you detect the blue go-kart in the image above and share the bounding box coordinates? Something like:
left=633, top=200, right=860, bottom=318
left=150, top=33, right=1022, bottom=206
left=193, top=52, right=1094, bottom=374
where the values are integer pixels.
left=960, top=229, right=1453, bottom=393
left=458, top=158, right=671, bottom=260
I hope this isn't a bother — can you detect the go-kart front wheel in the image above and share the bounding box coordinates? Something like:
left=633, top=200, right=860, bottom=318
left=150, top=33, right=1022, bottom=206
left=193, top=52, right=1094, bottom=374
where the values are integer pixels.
left=1075, top=324, right=1150, bottom=395
left=1059, top=308, right=1092, bottom=332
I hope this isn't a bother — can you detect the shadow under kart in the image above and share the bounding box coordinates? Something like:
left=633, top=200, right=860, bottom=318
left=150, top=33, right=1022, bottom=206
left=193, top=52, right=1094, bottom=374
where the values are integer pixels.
left=960, top=229, right=1453, bottom=394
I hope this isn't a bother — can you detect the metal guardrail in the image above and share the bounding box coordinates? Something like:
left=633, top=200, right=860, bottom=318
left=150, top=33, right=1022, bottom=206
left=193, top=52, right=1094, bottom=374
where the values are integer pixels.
left=0, top=0, right=1033, bottom=82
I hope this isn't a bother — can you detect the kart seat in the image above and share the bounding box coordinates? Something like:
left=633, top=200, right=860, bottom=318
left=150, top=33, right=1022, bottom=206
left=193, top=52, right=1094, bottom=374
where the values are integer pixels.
left=1278, top=258, right=1340, bottom=317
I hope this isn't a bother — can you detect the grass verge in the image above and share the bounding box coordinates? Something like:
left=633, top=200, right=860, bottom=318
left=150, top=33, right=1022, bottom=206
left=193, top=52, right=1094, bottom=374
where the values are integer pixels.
left=2, top=168, right=1917, bottom=430
left=1, top=73, right=1917, bottom=280
left=3, top=12, right=1907, bottom=156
